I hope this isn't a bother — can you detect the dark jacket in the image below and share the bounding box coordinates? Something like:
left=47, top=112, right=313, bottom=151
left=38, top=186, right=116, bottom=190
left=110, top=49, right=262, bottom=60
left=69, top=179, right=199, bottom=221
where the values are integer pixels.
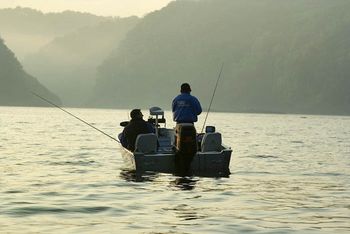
left=120, top=118, right=154, bottom=151
left=172, top=93, right=202, bottom=123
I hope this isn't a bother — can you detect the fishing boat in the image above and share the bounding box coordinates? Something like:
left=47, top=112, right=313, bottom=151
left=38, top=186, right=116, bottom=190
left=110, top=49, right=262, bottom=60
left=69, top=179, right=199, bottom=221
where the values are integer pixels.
left=32, top=91, right=232, bottom=176
left=119, top=107, right=232, bottom=176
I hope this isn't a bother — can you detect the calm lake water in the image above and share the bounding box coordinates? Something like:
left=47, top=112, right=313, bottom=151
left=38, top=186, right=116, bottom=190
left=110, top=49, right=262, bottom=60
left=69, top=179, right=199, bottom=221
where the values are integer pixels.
left=0, top=106, right=349, bottom=233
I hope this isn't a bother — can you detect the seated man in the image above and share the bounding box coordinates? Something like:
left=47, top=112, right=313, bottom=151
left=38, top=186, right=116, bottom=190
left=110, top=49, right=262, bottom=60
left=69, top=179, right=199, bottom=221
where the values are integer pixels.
left=119, top=109, right=154, bottom=151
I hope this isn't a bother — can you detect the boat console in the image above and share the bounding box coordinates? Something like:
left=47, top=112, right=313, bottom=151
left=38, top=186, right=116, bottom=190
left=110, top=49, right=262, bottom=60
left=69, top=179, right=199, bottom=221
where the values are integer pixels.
left=148, top=107, right=166, bottom=126
left=147, top=107, right=173, bottom=151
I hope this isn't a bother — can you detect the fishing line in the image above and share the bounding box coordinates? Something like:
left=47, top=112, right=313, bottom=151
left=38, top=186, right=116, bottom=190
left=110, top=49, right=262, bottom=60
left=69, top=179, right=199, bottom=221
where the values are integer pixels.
left=32, top=92, right=120, bottom=143
left=201, top=63, right=224, bottom=133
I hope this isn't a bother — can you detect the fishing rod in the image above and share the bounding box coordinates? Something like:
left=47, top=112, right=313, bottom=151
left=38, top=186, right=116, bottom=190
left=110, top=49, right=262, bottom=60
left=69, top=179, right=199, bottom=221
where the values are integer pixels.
left=201, top=63, right=224, bottom=133
left=32, top=92, right=120, bottom=143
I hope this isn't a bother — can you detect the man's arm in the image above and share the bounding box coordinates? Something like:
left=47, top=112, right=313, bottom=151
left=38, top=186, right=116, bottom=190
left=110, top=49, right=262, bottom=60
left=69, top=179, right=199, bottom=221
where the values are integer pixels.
left=119, top=131, right=128, bottom=148
left=194, top=97, right=202, bottom=115
left=172, top=97, right=177, bottom=112
left=147, top=122, right=155, bottom=133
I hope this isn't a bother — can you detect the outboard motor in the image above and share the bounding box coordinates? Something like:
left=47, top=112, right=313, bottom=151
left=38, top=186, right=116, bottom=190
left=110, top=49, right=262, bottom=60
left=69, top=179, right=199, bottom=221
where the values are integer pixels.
left=175, top=124, right=197, bottom=175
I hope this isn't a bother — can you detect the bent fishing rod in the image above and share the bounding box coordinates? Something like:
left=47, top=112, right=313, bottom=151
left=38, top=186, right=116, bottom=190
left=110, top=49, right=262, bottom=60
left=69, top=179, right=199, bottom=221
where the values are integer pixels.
left=201, top=63, right=224, bottom=133
left=32, top=92, right=120, bottom=143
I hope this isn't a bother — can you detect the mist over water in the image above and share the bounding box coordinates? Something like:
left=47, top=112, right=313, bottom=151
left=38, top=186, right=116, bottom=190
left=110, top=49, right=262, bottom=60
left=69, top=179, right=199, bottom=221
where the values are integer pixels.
left=1, top=107, right=349, bottom=233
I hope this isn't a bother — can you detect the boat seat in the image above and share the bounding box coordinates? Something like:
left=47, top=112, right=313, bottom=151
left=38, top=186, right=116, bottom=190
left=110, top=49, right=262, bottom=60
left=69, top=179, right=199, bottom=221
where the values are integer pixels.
left=201, top=132, right=222, bottom=152
left=135, top=133, right=158, bottom=154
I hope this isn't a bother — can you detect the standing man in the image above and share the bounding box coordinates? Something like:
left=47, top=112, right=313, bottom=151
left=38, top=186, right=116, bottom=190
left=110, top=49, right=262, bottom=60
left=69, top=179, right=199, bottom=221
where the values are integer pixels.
left=172, top=83, right=202, bottom=175
left=172, top=83, right=202, bottom=124
left=119, top=109, right=154, bottom=152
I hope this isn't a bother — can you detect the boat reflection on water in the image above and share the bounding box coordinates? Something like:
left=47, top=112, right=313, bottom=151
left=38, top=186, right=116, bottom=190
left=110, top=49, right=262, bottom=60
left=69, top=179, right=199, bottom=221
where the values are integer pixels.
left=172, top=170, right=231, bottom=190
left=119, top=169, right=159, bottom=182
left=170, top=177, right=198, bottom=191
left=119, top=169, right=198, bottom=190
left=119, top=168, right=230, bottom=190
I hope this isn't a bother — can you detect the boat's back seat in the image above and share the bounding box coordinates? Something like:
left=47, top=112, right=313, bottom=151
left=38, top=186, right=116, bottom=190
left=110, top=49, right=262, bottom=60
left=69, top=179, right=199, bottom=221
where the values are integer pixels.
left=135, top=133, right=158, bottom=154
left=201, top=132, right=222, bottom=152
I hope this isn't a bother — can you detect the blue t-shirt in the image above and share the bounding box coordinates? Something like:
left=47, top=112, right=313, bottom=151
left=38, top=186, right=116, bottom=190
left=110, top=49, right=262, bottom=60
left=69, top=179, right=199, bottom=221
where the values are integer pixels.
left=172, top=93, right=202, bottom=123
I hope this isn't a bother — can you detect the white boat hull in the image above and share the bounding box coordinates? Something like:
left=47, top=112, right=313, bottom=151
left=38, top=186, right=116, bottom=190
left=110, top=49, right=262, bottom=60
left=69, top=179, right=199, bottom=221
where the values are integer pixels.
left=121, top=147, right=232, bottom=175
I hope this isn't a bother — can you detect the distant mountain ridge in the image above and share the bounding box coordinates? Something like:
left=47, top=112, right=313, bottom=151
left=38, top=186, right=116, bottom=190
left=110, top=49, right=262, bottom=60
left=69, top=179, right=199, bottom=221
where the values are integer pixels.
left=0, top=6, right=139, bottom=106
left=0, top=7, right=108, bottom=34
left=91, top=0, right=350, bottom=115
left=22, top=17, right=140, bottom=106
left=0, top=7, right=110, bottom=59
left=0, top=37, right=60, bottom=106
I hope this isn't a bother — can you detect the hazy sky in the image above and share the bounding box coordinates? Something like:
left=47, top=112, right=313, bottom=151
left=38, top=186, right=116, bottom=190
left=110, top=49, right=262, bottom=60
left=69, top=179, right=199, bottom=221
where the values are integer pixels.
left=0, top=0, right=175, bottom=17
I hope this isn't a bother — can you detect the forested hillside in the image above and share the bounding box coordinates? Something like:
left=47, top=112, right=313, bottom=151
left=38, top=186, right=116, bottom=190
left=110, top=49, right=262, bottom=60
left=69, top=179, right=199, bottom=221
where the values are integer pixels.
left=0, top=38, right=60, bottom=106
left=91, top=0, right=350, bottom=115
